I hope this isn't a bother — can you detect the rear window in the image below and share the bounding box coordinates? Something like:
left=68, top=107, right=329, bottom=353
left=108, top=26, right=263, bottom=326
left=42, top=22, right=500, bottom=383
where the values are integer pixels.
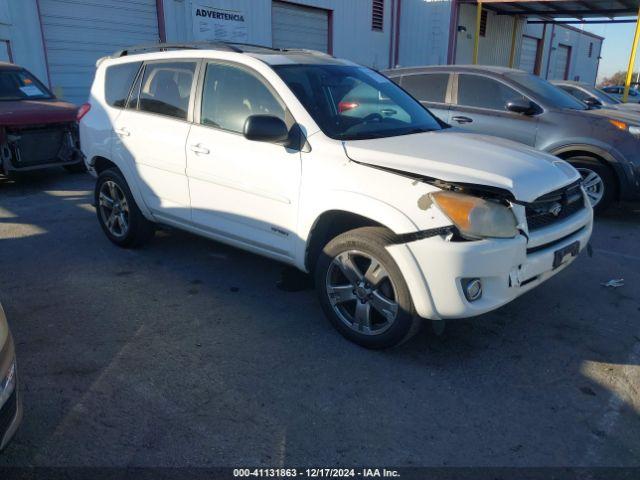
left=401, top=73, right=449, bottom=103
left=105, top=62, right=142, bottom=108
left=0, top=68, right=52, bottom=101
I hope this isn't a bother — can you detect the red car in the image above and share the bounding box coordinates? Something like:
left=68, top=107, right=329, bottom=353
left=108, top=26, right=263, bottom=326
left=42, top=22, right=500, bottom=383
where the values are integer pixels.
left=0, top=62, right=84, bottom=177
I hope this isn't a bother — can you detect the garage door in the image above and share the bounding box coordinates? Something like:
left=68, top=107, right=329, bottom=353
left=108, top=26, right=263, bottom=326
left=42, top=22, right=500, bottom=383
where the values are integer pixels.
left=519, top=36, right=539, bottom=74
left=38, top=0, right=160, bottom=104
left=551, top=44, right=571, bottom=80
left=272, top=1, right=329, bottom=53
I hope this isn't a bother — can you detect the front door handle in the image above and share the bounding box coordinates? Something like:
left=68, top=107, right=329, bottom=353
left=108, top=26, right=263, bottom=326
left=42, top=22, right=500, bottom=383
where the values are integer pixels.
left=115, top=127, right=130, bottom=137
left=189, top=143, right=210, bottom=155
left=452, top=116, right=473, bottom=124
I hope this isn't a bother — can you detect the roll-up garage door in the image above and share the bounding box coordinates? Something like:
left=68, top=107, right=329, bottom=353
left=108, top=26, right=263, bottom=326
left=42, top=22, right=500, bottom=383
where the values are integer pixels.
left=519, top=36, right=539, bottom=74
left=38, top=0, right=160, bottom=104
left=551, top=44, right=571, bottom=80
left=272, top=1, right=329, bottom=53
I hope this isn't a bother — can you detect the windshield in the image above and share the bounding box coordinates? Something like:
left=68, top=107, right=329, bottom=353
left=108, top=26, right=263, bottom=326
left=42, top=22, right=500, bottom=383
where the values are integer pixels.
left=505, top=72, right=587, bottom=110
left=591, top=86, right=621, bottom=104
left=0, top=68, right=53, bottom=101
left=273, top=64, right=442, bottom=140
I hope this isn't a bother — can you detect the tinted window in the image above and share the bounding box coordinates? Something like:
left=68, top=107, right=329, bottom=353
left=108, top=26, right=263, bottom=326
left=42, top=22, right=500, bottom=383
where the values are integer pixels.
left=138, top=61, right=196, bottom=120
left=0, top=68, right=52, bottom=101
left=401, top=73, right=449, bottom=103
left=504, top=72, right=587, bottom=110
left=105, top=62, right=141, bottom=108
left=274, top=65, right=441, bottom=140
left=560, top=85, right=591, bottom=102
left=457, top=74, right=525, bottom=110
left=592, top=87, right=620, bottom=104
left=200, top=63, right=285, bottom=133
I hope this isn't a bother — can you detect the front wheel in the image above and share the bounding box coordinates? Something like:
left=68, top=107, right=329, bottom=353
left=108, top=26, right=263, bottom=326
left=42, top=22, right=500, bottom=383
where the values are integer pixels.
left=567, top=156, right=616, bottom=214
left=95, top=169, right=154, bottom=248
left=315, top=227, right=421, bottom=349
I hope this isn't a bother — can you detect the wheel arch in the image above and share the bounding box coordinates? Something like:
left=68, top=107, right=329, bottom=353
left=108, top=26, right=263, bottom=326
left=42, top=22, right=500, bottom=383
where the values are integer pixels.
left=90, top=155, right=153, bottom=219
left=549, top=145, right=622, bottom=199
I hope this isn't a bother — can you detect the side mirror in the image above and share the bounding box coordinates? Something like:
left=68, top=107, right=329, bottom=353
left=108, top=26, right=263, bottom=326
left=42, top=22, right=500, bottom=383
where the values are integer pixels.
left=584, top=97, right=603, bottom=108
left=506, top=98, right=536, bottom=115
left=243, top=115, right=289, bottom=145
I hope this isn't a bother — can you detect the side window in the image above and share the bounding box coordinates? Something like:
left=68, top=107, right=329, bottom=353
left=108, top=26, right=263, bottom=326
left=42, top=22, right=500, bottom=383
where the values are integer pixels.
left=563, top=86, right=591, bottom=102
left=137, top=61, right=197, bottom=120
left=200, top=62, right=286, bottom=133
left=457, top=74, right=525, bottom=111
left=105, top=62, right=142, bottom=108
left=401, top=73, right=449, bottom=103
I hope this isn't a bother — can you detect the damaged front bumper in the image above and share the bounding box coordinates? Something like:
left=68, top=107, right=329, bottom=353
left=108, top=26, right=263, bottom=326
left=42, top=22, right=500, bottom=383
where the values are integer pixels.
left=387, top=196, right=593, bottom=320
left=0, top=122, right=82, bottom=174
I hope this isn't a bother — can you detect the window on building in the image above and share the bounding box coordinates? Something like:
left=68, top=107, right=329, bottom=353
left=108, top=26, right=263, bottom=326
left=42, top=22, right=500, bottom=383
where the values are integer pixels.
left=401, top=73, right=450, bottom=103
left=372, top=0, right=384, bottom=31
left=457, top=74, right=525, bottom=111
left=137, top=61, right=196, bottom=120
left=588, top=42, right=593, bottom=58
left=105, top=62, right=142, bottom=108
left=200, top=62, right=286, bottom=134
left=479, top=9, right=488, bottom=37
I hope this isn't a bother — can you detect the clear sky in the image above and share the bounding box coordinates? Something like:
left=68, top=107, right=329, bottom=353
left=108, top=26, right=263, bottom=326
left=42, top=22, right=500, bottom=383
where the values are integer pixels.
left=582, top=21, right=637, bottom=83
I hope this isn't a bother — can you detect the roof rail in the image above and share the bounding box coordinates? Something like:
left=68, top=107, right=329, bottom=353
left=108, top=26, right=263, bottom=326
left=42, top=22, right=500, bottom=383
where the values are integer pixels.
left=112, top=41, right=334, bottom=58
left=113, top=42, right=242, bottom=58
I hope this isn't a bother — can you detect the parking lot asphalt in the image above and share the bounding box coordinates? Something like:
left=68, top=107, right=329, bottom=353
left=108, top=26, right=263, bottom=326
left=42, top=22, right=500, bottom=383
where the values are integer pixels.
left=0, top=169, right=638, bottom=468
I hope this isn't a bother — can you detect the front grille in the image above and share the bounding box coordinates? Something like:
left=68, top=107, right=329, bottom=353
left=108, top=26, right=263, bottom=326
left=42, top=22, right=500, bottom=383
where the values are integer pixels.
left=0, top=390, right=17, bottom=435
left=526, top=181, right=585, bottom=231
left=8, top=123, right=74, bottom=167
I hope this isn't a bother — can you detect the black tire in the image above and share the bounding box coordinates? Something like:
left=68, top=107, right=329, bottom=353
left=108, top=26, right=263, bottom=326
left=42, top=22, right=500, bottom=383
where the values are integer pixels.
left=567, top=156, right=616, bottom=214
left=64, top=161, right=87, bottom=173
left=315, top=226, right=421, bottom=349
left=95, top=168, right=154, bottom=248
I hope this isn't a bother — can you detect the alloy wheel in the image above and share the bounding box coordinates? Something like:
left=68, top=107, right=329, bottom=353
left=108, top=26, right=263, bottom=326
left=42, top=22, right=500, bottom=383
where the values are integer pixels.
left=325, top=250, right=399, bottom=336
left=577, top=167, right=605, bottom=207
left=98, top=180, right=130, bottom=238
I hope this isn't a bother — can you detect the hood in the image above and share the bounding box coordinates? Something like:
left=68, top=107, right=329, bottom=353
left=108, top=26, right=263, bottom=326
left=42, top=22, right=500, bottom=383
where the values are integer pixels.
left=343, top=130, right=580, bottom=203
left=616, top=103, right=640, bottom=113
left=583, top=107, right=640, bottom=124
left=0, top=99, right=78, bottom=127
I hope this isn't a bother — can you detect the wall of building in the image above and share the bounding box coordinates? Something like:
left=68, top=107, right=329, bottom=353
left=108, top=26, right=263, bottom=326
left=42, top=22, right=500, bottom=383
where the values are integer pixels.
left=396, top=0, right=451, bottom=68
left=455, top=4, right=524, bottom=67
left=163, top=0, right=397, bottom=69
left=523, top=22, right=602, bottom=85
left=0, top=0, right=49, bottom=85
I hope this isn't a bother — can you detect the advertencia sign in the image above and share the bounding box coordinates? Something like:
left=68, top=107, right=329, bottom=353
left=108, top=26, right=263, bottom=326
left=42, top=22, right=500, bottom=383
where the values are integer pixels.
left=192, top=3, right=248, bottom=42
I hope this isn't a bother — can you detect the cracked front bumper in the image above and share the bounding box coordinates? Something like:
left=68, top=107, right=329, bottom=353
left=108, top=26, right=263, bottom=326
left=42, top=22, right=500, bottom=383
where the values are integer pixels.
left=389, top=203, right=593, bottom=320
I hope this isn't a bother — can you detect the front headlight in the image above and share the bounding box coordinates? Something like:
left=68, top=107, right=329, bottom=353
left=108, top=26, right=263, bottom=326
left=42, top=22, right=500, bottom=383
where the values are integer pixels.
left=430, top=191, right=518, bottom=239
left=0, top=360, right=16, bottom=408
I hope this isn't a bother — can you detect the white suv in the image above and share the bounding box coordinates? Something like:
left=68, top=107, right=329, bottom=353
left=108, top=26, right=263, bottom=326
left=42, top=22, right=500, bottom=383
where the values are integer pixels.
left=80, top=43, right=593, bottom=349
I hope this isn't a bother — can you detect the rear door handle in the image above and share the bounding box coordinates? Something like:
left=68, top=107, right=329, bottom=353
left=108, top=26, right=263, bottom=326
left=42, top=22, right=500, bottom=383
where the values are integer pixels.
left=452, top=116, right=473, bottom=124
left=115, top=127, right=130, bottom=137
left=189, top=143, right=210, bottom=155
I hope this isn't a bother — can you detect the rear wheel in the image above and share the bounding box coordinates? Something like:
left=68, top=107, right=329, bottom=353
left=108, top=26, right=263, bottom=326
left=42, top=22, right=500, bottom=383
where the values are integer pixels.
left=95, top=169, right=154, bottom=248
left=567, top=156, right=616, bottom=214
left=315, top=227, right=420, bottom=349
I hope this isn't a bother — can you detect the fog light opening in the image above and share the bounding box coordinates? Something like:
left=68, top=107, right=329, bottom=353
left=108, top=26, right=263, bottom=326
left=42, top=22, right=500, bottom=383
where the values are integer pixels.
left=462, top=278, right=483, bottom=302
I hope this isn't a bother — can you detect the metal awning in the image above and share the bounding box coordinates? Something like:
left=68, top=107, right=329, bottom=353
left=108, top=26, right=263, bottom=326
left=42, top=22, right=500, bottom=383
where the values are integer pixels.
left=459, top=0, right=640, bottom=20
left=459, top=0, right=640, bottom=101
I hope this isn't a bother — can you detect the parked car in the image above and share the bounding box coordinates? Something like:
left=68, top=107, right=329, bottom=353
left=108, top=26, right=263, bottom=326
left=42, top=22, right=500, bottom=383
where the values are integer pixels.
left=552, top=80, right=640, bottom=113
left=601, top=85, right=640, bottom=103
left=0, top=301, right=20, bottom=450
left=80, top=44, right=592, bottom=348
left=385, top=65, right=640, bottom=212
left=0, top=62, right=84, bottom=177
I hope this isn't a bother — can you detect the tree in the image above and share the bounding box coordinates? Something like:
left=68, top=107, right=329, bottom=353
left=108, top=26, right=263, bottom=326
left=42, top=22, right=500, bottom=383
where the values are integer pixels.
left=600, top=71, right=640, bottom=87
